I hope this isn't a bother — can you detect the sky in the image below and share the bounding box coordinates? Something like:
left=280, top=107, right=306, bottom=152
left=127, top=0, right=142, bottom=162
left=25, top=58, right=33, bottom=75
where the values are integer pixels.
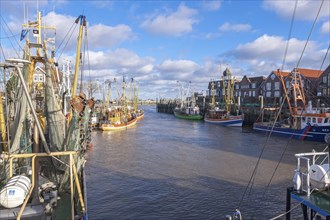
left=0, top=0, right=329, bottom=100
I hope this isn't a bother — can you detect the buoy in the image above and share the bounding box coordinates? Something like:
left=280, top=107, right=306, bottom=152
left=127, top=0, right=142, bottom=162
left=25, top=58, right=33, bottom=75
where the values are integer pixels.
left=293, top=170, right=302, bottom=191
left=0, top=175, right=31, bottom=208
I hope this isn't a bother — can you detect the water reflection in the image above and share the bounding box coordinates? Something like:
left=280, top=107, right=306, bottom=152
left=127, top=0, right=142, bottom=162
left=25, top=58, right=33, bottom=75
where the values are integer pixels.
left=86, top=106, right=326, bottom=219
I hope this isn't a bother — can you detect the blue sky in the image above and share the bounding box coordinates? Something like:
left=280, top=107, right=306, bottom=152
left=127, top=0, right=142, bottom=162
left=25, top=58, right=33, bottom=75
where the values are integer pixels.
left=0, top=0, right=329, bottom=100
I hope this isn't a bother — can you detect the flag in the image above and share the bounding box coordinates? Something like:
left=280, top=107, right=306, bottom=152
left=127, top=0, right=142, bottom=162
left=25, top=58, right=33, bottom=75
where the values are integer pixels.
left=20, top=29, right=29, bottom=41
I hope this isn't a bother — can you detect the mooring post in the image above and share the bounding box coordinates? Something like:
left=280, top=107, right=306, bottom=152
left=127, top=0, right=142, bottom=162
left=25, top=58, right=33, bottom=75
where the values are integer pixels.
left=286, top=187, right=293, bottom=220
left=301, top=204, right=308, bottom=220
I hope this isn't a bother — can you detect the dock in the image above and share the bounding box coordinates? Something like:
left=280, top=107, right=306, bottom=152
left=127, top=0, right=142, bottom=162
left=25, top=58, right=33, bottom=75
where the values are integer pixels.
left=286, top=187, right=330, bottom=220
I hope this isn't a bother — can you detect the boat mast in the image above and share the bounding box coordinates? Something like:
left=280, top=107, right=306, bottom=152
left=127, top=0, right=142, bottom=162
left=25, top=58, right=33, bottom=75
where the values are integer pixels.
left=279, top=68, right=306, bottom=115
left=210, top=81, right=215, bottom=110
left=223, top=67, right=233, bottom=112
left=71, top=15, right=86, bottom=98
left=291, top=68, right=306, bottom=114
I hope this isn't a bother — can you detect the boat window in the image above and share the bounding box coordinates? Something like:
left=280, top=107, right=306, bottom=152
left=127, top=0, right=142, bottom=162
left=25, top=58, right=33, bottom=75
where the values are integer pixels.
left=33, top=75, right=38, bottom=82
left=312, top=118, right=316, bottom=123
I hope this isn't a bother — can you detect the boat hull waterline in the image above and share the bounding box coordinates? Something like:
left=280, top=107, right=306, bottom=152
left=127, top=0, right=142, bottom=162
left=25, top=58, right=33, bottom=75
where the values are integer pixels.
left=100, top=117, right=138, bottom=131
left=173, top=110, right=204, bottom=120
left=204, top=117, right=243, bottom=127
left=253, top=123, right=329, bottom=142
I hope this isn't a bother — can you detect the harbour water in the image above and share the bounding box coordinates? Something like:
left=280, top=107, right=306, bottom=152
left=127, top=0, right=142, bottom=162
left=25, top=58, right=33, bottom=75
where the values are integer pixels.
left=86, top=105, right=327, bottom=219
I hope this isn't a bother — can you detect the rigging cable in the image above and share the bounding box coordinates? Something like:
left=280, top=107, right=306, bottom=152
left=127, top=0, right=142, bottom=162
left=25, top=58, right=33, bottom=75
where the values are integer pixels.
left=86, top=24, right=93, bottom=98
left=56, top=21, right=78, bottom=61
left=319, top=43, right=330, bottom=72
left=0, top=15, right=21, bottom=57
left=265, top=43, right=329, bottom=199
left=80, top=22, right=88, bottom=94
left=296, top=0, right=325, bottom=69
left=237, top=0, right=299, bottom=211
left=267, top=1, right=328, bottom=219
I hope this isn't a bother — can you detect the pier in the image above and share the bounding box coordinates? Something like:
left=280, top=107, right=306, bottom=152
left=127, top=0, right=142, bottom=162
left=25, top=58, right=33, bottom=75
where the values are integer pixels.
left=156, top=99, right=270, bottom=125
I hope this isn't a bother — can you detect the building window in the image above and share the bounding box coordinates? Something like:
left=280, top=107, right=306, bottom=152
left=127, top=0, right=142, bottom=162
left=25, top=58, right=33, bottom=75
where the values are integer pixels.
left=249, top=91, right=252, bottom=97
left=252, top=91, right=256, bottom=97
left=275, top=82, right=280, bottom=90
left=33, top=75, right=38, bottom=82
left=322, top=88, right=326, bottom=95
left=286, top=81, right=290, bottom=89
left=323, top=76, right=327, bottom=83
left=266, top=91, right=271, bottom=97
left=274, top=91, right=280, bottom=97
left=39, top=74, right=43, bottom=82
left=266, top=82, right=271, bottom=90
left=235, top=84, right=239, bottom=89
left=251, top=83, right=256, bottom=89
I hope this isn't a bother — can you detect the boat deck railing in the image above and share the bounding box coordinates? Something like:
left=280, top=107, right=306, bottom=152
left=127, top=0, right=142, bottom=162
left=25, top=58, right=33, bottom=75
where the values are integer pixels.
left=294, top=150, right=329, bottom=196
left=1, top=151, right=85, bottom=220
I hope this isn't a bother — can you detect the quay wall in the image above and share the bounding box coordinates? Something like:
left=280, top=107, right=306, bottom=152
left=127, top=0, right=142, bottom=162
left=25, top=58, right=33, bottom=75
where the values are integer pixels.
left=156, top=101, right=276, bottom=125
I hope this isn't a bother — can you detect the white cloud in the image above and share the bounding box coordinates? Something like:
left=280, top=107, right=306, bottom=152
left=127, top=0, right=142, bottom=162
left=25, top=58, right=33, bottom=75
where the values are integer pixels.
left=263, top=0, right=330, bottom=20
left=88, top=48, right=154, bottom=70
left=140, top=4, right=198, bottom=37
left=88, top=24, right=134, bottom=48
left=201, top=1, right=221, bottom=11
left=321, top=21, right=330, bottom=34
left=219, top=22, right=252, bottom=32
left=225, top=34, right=328, bottom=74
left=158, top=59, right=199, bottom=73
left=42, top=12, right=135, bottom=52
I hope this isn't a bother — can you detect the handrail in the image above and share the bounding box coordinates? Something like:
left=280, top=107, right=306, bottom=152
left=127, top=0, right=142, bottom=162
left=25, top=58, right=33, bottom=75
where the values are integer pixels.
left=295, top=151, right=329, bottom=196
left=3, top=151, right=86, bottom=218
left=17, top=155, right=36, bottom=220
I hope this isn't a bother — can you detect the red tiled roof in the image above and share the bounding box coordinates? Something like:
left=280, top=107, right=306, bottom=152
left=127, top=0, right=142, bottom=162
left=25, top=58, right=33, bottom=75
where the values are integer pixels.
left=272, top=68, right=323, bottom=79
left=297, top=68, right=323, bottom=79
left=272, top=69, right=290, bottom=77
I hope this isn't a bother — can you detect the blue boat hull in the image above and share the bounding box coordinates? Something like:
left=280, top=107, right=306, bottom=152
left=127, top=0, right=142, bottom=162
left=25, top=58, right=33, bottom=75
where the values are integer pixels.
left=253, top=123, right=330, bottom=142
left=204, top=118, right=243, bottom=127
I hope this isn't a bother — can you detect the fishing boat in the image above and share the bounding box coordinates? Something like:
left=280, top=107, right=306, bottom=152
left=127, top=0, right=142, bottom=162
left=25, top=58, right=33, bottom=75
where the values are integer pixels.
left=0, top=11, right=93, bottom=219
left=136, top=109, right=145, bottom=120
left=173, top=106, right=203, bottom=120
left=173, top=81, right=203, bottom=120
left=204, top=67, right=244, bottom=126
left=99, top=77, right=138, bottom=131
left=130, top=78, right=144, bottom=121
left=99, top=106, right=137, bottom=131
left=253, top=68, right=330, bottom=142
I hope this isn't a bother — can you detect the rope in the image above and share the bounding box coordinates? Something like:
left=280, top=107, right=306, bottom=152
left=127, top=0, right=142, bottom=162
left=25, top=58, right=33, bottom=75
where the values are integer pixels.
left=86, top=25, right=93, bottom=98
left=0, top=15, right=21, bottom=57
left=56, top=22, right=78, bottom=61
left=296, top=0, right=325, bottom=68
left=280, top=0, right=298, bottom=71
left=319, top=44, right=330, bottom=72
left=238, top=0, right=300, bottom=210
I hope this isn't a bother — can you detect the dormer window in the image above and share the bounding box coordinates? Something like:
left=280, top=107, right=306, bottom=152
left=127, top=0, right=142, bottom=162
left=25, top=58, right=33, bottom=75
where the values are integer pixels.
left=271, top=74, right=275, bottom=80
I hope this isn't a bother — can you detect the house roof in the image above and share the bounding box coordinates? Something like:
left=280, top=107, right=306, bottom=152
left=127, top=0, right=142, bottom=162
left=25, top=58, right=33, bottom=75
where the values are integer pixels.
left=272, top=69, right=290, bottom=77
left=320, top=64, right=330, bottom=77
left=296, top=68, right=323, bottom=79
left=249, top=76, right=265, bottom=82
left=272, top=68, right=323, bottom=79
